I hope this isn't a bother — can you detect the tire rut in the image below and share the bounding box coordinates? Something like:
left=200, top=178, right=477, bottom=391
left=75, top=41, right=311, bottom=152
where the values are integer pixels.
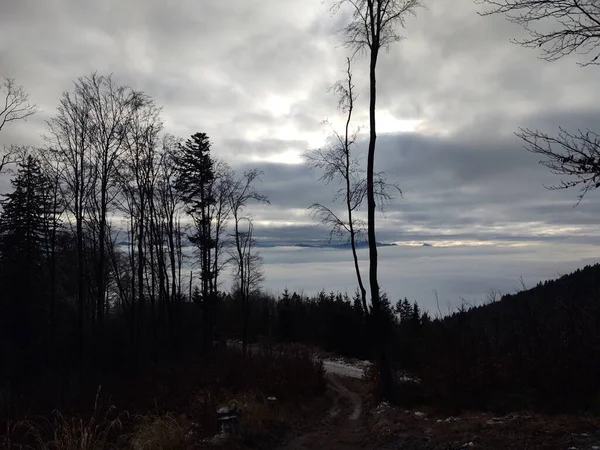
left=277, top=373, right=368, bottom=450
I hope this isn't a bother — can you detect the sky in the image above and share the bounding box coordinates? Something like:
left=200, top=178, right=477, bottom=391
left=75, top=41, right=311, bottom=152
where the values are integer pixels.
left=1, top=0, right=600, bottom=312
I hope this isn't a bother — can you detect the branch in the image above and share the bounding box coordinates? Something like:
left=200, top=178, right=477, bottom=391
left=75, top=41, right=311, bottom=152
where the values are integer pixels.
left=517, top=126, right=600, bottom=203
left=477, top=0, right=600, bottom=65
left=0, top=78, right=38, bottom=132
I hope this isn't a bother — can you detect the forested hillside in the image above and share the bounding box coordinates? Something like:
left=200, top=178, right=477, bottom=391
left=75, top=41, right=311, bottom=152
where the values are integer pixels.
left=227, top=264, right=600, bottom=412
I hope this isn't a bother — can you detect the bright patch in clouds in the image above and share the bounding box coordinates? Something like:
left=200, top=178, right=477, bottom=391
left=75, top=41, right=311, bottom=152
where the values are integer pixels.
left=251, top=148, right=304, bottom=164
left=264, top=94, right=292, bottom=116
left=305, top=111, right=422, bottom=150
left=376, top=112, right=421, bottom=134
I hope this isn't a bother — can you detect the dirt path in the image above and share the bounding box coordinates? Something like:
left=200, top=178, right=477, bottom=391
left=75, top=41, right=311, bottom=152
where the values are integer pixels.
left=277, top=373, right=369, bottom=450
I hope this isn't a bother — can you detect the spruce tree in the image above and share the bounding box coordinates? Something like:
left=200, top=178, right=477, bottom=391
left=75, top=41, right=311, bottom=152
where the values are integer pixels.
left=0, top=155, right=54, bottom=387
left=173, top=132, right=217, bottom=351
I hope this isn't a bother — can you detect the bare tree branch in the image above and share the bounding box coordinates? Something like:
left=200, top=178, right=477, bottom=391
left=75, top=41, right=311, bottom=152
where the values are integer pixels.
left=478, top=0, right=600, bottom=204
left=329, top=0, right=421, bottom=401
left=0, top=78, right=37, bottom=132
left=477, top=0, right=600, bottom=65
left=330, top=0, right=422, bottom=55
left=517, top=126, right=600, bottom=203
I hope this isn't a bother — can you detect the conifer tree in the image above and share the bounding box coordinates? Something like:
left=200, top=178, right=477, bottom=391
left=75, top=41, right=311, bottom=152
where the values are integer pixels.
left=173, top=132, right=217, bottom=350
left=0, top=155, right=54, bottom=387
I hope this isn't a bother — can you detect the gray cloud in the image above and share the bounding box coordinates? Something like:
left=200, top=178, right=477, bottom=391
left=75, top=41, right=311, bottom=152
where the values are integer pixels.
left=1, top=0, right=600, bottom=306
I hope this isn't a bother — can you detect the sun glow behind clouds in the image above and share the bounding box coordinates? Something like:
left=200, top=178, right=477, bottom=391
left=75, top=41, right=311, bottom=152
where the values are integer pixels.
left=247, top=103, right=423, bottom=164
left=376, top=112, right=422, bottom=134
left=308, top=112, right=422, bottom=147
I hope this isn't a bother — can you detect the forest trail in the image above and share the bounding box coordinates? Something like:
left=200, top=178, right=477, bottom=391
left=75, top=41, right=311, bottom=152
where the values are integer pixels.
left=277, top=373, right=370, bottom=450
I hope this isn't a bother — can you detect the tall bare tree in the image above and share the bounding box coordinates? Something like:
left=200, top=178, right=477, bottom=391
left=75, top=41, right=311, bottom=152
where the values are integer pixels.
left=478, top=0, right=600, bottom=203
left=306, top=61, right=365, bottom=245
left=228, top=169, right=269, bottom=352
left=46, top=82, right=94, bottom=365
left=116, top=94, right=162, bottom=355
left=45, top=73, right=146, bottom=366
left=84, top=74, right=148, bottom=347
left=154, top=135, right=185, bottom=342
left=330, top=0, right=422, bottom=400
left=229, top=217, right=264, bottom=351
left=305, top=58, right=397, bottom=317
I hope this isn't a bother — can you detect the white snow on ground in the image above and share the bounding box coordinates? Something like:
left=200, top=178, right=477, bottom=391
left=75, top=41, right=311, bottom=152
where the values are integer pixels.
left=398, top=374, right=422, bottom=383
left=323, top=359, right=367, bottom=379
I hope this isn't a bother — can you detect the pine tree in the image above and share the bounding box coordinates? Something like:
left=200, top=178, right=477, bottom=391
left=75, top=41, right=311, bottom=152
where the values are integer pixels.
left=0, top=155, right=54, bottom=387
left=173, top=132, right=217, bottom=351
left=411, top=302, right=421, bottom=327
left=0, top=155, right=53, bottom=280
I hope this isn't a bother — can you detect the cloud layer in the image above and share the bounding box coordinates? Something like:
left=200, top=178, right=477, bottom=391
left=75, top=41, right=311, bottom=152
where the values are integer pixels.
left=2, top=0, right=600, bottom=306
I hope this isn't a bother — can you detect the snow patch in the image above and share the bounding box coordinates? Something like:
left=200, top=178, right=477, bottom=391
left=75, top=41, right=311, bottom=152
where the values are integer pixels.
left=397, top=374, right=422, bottom=384
left=323, top=359, right=366, bottom=378
left=437, top=417, right=460, bottom=423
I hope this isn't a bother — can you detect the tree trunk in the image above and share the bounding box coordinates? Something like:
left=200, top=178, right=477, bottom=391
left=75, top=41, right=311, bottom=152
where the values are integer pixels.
left=368, top=46, right=394, bottom=401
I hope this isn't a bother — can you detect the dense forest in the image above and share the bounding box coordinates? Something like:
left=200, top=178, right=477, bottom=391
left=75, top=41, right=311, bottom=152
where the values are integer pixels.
left=2, top=93, right=600, bottom=416
left=0, top=74, right=278, bottom=419
left=2, top=72, right=600, bottom=431
left=218, top=263, right=600, bottom=413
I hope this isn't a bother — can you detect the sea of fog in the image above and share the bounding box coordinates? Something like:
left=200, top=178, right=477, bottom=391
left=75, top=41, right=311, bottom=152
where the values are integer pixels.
left=256, top=242, right=600, bottom=314
left=169, top=242, right=600, bottom=314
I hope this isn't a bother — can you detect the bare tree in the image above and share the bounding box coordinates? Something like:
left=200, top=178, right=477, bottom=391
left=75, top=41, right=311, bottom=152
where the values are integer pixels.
left=478, top=0, right=600, bottom=203
left=330, top=0, right=422, bottom=400
left=228, top=169, right=269, bottom=353
left=153, top=135, right=186, bottom=343
left=116, top=92, right=163, bottom=355
left=84, top=74, right=149, bottom=346
left=46, top=81, right=94, bottom=365
left=305, top=57, right=398, bottom=319
left=209, top=160, right=237, bottom=298
left=45, top=72, right=146, bottom=366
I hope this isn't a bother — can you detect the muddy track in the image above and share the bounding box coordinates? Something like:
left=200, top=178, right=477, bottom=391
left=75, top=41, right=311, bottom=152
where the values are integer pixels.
left=277, top=373, right=369, bottom=450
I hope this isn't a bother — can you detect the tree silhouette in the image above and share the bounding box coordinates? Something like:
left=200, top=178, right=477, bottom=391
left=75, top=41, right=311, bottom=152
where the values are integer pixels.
left=0, top=155, right=54, bottom=388
left=173, top=132, right=217, bottom=351
left=478, top=0, right=600, bottom=203
left=0, top=78, right=37, bottom=173
left=330, top=0, right=422, bottom=401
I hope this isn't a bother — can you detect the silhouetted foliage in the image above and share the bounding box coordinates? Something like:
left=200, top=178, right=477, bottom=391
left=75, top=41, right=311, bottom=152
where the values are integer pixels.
left=479, top=0, right=600, bottom=203
left=404, top=264, right=600, bottom=412
left=0, top=76, right=271, bottom=423
left=330, top=0, right=423, bottom=400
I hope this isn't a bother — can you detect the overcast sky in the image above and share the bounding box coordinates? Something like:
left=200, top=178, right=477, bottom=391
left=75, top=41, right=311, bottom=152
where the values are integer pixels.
left=2, top=0, right=600, bottom=310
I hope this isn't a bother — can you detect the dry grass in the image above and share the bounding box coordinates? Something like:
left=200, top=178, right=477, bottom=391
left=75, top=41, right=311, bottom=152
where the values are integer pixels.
left=1, top=344, right=325, bottom=449
left=129, top=412, right=191, bottom=450
left=218, top=391, right=274, bottom=435
left=3, top=386, right=125, bottom=450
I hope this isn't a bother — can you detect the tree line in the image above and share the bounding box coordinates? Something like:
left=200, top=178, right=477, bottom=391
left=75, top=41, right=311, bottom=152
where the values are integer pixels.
left=2, top=0, right=600, bottom=409
left=0, top=74, right=267, bottom=398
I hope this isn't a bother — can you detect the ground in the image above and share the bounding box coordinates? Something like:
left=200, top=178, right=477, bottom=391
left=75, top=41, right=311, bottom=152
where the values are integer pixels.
left=276, top=373, right=369, bottom=450
left=272, top=359, right=600, bottom=450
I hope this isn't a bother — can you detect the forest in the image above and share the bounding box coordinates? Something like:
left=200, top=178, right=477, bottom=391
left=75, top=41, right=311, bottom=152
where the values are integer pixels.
left=2, top=0, right=600, bottom=447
